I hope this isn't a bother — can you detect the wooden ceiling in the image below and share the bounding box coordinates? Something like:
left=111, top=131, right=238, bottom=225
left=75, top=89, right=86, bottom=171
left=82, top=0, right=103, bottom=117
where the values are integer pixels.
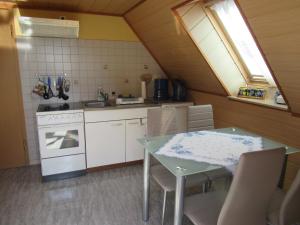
left=4, top=0, right=144, bottom=15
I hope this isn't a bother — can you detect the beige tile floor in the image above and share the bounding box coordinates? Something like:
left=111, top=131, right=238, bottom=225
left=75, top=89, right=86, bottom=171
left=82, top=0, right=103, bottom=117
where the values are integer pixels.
left=0, top=165, right=194, bottom=225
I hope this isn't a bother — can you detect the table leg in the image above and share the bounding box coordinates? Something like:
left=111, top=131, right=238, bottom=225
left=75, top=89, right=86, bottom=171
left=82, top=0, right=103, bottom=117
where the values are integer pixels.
left=278, top=155, right=288, bottom=189
left=143, top=149, right=150, bottom=221
left=174, top=176, right=186, bottom=225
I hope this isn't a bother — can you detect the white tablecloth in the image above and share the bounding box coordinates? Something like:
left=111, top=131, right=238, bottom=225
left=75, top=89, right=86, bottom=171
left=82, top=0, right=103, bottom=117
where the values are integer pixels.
left=155, top=131, right=262, bottom=169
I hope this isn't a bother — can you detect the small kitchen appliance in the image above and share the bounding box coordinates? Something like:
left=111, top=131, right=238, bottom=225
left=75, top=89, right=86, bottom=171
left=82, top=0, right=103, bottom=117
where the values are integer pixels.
left=116, top=96, right=144, bottom=105
left=172, top=79, right=187, bottom=101
left=36, top=102, right=86, bottom=181
left=153, top=79, right=169, bottom=101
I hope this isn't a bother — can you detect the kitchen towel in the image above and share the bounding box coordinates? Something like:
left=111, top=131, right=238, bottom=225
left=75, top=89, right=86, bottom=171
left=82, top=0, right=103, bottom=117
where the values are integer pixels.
left=155, top=130, right=263, bottom=170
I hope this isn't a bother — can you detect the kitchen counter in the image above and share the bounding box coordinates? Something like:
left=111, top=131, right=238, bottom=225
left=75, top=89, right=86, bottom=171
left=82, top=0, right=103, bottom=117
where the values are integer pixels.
left=36, top=100, right=193, bottom=114
left=83, top=100, right=192, bottom=111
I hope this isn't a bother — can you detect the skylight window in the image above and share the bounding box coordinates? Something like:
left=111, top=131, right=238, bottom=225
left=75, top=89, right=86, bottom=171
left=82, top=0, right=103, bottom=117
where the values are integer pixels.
left=211, top=0, right=276, bottom=86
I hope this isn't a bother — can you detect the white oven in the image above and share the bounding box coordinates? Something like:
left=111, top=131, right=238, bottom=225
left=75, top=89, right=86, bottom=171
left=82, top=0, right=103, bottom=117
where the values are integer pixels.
left=38, top=123, right=85, bottom=159
left=36, top=110, right=86, bottom=179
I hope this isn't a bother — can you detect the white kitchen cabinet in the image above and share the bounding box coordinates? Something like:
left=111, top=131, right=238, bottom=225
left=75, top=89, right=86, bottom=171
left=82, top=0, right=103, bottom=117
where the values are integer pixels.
left=84, top=103, right=193, bottom=168
left=125, top=118, right=147, bottom=162
left=85, top=120, right=125, bottom=168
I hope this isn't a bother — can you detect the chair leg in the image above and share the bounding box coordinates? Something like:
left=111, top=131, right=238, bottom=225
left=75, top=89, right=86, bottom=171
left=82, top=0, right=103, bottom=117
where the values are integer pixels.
left=161, top=190, right=167, bottom=225
left=202, top=182, right=208, bottom=193
left=207, top=180, right=213, bottom=191
left=225, top=176, right=232, bottom=190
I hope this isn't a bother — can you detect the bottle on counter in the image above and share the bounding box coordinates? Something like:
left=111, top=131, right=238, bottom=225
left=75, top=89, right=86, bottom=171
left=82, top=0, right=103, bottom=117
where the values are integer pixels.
left=109, top=91, right=117, bottom=105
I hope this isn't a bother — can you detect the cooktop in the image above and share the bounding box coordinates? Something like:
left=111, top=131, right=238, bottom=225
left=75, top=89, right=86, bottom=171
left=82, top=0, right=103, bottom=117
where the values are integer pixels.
left=37, top=102, right=83, bottom=112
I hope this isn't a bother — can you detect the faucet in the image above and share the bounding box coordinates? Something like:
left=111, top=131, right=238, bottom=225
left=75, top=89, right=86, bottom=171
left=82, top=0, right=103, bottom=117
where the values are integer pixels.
left=97, top=88, right=108, bottom=102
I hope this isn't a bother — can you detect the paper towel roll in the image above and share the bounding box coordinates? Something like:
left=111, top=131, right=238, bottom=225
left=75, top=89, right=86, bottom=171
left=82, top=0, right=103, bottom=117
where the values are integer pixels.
left=141, top=81, right=147, bottom=99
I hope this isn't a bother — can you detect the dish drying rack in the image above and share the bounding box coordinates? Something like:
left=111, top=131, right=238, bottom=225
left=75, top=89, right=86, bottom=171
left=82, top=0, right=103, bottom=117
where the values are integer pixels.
left=32, top=73, right=71, bottom=100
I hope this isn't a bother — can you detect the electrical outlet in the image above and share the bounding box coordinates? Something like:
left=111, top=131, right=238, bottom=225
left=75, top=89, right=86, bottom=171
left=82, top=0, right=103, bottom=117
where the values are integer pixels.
left=73, top=79, right=79, bottom=86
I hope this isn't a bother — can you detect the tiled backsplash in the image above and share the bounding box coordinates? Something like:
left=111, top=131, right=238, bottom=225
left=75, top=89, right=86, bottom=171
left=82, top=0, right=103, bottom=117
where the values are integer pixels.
left=17, top=37, right=165, bottom=164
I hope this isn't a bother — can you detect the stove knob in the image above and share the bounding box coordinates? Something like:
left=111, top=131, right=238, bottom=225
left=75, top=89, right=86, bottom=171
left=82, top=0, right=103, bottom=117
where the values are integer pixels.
left=55, top=115, right=60, bottom=121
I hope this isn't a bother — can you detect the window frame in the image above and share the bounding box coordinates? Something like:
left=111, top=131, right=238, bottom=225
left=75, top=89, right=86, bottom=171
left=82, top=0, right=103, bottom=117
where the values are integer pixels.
left=204, top=2, right=271, bottom=86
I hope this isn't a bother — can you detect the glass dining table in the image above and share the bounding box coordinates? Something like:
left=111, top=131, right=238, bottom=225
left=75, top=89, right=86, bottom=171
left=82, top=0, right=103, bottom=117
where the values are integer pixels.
left=138, top=127, right=299, bottom=225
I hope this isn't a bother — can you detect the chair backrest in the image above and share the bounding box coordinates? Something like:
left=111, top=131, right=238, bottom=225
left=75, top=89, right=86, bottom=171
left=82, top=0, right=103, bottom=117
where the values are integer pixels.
left=147, top=108, right=163, bottom=137
left=188, top=105, right=214, bottom=132
left=218, top=148, right=285, bottom=225
left=147, top=106, right=187, bottom=137
left=147, top=106, right=187, bottom=166
left=280, top=169, right=300, bottom=225
left=160, top=106, right=178, bottom=135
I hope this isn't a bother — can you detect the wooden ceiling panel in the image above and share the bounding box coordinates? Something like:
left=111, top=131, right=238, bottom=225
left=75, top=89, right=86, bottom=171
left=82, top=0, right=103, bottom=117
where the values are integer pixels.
left=77, top=0, right=95, bottom=12
left=237, top=0, right=300, bottom=115
left=4, top=0, right=145, bottom=15
left=125, top=0, right=228, bottom=96
left=88, top=0, right=112, bottom=14
left=104, top=0, right=142, bottom=15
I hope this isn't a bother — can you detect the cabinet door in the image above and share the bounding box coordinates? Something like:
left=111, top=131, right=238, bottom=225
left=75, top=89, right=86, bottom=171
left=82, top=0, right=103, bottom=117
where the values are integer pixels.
left=126, top=118, right=147, bottom=162
left=85, top=120, right=125, bottom=168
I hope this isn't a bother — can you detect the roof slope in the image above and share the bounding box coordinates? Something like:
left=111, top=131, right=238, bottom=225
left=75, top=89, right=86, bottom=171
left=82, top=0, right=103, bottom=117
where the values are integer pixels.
left=125, top=0, right=227, bottom=96
left=126, top=0, right=300, bottom=115
left=236, top=0, right=300, bottom=114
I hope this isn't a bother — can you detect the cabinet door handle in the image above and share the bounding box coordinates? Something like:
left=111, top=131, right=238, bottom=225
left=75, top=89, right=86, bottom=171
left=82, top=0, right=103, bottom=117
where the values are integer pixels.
left=128, top=122, right=139, bottom=125
left=111, top=123, right=123, bottom=126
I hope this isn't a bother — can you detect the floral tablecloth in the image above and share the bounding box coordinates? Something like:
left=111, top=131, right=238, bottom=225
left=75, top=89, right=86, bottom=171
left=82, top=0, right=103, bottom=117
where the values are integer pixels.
left=155, top=131, right=262, bottom=169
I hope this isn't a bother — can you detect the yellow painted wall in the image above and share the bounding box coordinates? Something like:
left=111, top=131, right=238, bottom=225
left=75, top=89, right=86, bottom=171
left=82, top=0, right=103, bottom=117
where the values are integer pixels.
left=14, top=8, right=139, bottom=42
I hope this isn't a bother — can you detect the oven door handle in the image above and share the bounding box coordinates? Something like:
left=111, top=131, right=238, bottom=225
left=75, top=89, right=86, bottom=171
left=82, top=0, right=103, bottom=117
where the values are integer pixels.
left=38, top=123, right=83, bottom=130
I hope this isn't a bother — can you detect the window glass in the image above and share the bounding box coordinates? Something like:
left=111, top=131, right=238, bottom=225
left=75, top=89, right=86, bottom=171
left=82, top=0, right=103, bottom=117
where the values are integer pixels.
left=211, top=0, right=275, bottom=85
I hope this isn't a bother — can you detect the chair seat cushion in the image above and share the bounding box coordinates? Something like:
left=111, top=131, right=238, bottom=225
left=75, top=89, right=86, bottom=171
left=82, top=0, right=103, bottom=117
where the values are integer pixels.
left=184, top=191, right=227, bottom=225
left=267, top=189, right=286, bottom=225
left=151, top=165, right=208, bottom=192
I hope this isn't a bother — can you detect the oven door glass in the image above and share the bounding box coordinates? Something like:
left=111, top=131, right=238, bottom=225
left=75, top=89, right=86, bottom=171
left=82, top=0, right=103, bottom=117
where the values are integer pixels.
left=46, top=130, right=79, bottom=150
left=38, top=123, right=85, bottom=159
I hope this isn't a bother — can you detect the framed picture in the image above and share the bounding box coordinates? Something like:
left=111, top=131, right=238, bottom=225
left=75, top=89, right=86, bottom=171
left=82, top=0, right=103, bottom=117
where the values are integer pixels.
left=238, top=87, right=266, bottom=100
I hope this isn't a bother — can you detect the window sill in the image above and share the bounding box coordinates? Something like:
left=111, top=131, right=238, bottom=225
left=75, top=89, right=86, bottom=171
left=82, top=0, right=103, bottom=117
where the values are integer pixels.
left=228, top=96, right=288, bottom=111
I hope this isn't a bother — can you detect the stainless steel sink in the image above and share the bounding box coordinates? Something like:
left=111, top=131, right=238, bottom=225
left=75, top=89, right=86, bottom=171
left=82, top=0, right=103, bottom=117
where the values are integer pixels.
left=83, top=101, right=111, bottom=108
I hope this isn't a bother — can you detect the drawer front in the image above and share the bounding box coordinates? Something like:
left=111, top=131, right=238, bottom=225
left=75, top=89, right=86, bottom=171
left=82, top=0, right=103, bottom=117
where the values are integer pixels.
left=85, top=108, right=150, bottom=123
left=41, top=154, right=86, bottom=176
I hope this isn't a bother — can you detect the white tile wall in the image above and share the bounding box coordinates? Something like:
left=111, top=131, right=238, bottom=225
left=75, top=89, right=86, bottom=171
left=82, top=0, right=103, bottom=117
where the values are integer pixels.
left=17, top=37, right=165, bottom=165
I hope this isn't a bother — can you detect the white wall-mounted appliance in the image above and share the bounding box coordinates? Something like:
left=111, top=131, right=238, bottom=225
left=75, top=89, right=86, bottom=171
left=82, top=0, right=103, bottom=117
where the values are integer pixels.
left=18, top=16, right=79, bottom=38
left=36, top=104, right=86, bottom=181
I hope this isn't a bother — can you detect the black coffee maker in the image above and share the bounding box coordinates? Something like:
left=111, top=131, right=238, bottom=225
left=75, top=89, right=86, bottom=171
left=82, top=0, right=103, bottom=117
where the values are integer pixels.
left=153, top=79, right=169, bottom=101
left=172, top=79, right=186, bottom=101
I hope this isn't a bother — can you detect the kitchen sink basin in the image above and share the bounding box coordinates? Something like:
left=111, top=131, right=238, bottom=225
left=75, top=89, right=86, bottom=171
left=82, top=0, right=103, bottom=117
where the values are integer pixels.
left=83, top=101, right=111, bottom=108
